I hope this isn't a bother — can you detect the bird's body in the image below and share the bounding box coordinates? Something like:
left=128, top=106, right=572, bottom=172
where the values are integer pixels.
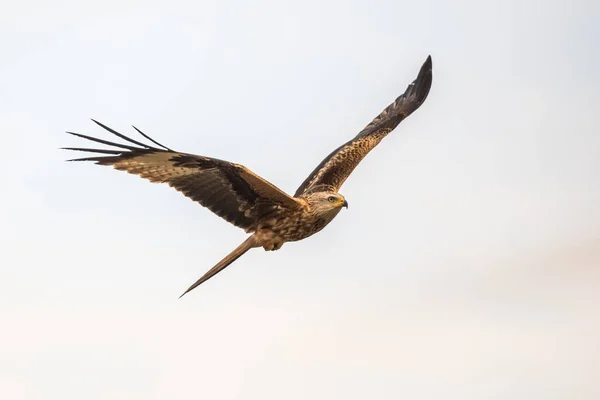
left=256, top=191, right=347, bottom=250
left=252, top=201, right=335, bottom=251
left=64, top=56, right=433, bottom=296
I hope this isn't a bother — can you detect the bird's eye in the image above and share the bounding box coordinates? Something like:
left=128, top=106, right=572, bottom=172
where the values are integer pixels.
left=328, top=196, right=336, bottom=203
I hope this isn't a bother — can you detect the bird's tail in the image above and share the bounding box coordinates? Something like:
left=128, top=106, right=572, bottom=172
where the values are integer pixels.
left=179, top=236, right=259, bottom=298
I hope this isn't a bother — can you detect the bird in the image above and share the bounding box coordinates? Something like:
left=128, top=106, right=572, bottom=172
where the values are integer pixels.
left=63, top=55, right=433, bottom=297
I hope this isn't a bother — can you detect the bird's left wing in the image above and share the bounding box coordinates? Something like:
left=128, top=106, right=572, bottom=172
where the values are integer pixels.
left=294, top=55, right=433, bottom=196
left=64, top=120, right=302, bottom=232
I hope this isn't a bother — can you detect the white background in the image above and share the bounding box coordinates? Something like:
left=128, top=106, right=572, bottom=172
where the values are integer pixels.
left=1, top=0, right=598, bottom=398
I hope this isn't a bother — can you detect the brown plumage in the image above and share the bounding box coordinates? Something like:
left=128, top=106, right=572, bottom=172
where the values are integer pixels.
left=64, top=55, right=433, bottom=297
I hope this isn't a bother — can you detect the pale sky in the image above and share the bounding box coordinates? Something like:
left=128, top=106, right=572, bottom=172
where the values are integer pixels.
left=1, top=0, right=599, bottom=399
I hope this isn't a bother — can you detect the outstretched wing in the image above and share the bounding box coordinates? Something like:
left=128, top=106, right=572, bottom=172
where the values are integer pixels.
left=294, top=55, right=433, bottom=196
left=64, top=120, right=302, bottom=232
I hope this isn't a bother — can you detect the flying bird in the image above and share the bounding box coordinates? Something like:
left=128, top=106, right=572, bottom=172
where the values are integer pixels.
left=64, top=55, right=433, bottom=297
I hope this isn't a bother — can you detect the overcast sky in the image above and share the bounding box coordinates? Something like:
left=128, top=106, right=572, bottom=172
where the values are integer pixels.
left=1, top=0, right=599, bottom=399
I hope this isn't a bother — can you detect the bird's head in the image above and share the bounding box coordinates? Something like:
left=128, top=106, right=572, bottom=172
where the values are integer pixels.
left=306, top=191, right=348, bottom=215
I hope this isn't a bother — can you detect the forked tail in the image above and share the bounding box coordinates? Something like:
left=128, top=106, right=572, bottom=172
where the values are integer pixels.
left=179, top=236, right=258, bottom=298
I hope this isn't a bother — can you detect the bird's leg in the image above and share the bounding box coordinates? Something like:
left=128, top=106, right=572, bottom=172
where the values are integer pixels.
left=263, top=243, right=275, bottom=251
left=261, top=241, right=284, bottom=251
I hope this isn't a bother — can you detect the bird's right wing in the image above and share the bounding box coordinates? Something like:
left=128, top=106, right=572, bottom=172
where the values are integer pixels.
left=64, top=120, right=302, bottom=232
left=294, top=55, right=432, bottom=196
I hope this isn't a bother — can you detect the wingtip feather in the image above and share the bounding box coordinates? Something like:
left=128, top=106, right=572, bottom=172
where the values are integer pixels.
left=409, top=54, right=433, bottom=105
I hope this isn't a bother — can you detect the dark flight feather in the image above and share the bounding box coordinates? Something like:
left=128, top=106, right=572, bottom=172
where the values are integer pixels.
left=91, top=119, right=152, bottom=149
left=131, top=125, right=172, bottom=151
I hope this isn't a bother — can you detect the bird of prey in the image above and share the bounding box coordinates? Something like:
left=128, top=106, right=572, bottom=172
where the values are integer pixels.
left=64, top=55, right=433, bottom=297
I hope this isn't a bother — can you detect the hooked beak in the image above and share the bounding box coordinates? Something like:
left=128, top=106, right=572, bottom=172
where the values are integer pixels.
left=342, top=199, right=348, bottom=208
